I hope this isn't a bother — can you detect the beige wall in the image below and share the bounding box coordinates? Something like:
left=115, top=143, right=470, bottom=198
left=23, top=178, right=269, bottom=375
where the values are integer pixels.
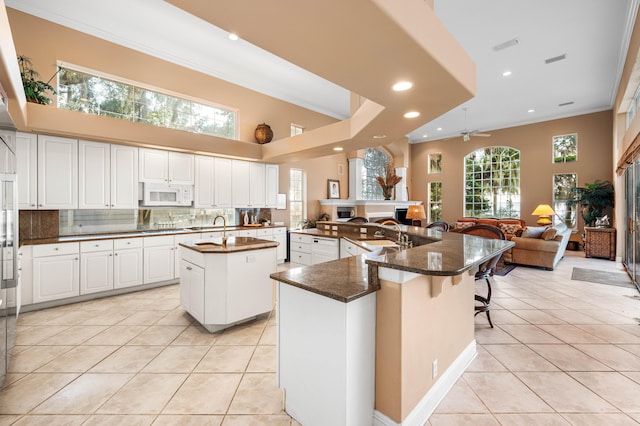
left=410, top=110, right=614, bottom=228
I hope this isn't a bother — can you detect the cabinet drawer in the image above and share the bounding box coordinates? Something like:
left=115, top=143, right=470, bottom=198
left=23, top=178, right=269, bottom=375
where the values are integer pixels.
left=290, top=233, right=312, bottom=244
left=236, top=229, right=257, bottom=237
left=143, top=235, right=175, bottom=247
left=290, top=251, right=311, bottom=266
left=81, top=240, right=114, bottom=253
left=291, top=242, right=311, bottom=254
left=255, top=228, right=273, bottom=237
left=272, top=227, right=286, bottom=236
left=114, top=238, right=143, bottom=250
left=32, top=242, right=79, bottom=258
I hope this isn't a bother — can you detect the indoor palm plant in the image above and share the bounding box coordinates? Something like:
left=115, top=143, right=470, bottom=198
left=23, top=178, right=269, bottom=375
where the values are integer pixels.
left=17, top=55, right=57, bottom=104
left=570, top=180, right=615, bottom=227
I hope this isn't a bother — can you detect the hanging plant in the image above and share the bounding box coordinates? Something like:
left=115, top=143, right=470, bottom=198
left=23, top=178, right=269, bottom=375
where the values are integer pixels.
left=17, top=55, right=57, bottom=105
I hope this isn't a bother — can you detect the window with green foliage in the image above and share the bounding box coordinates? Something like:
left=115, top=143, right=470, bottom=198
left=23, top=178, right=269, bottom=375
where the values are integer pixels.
left=464, top=147, right=520, bottom=218
left=362, top=148, right=390, bottom=200
left=553, top=173, right=577, bottom=228
left=57, top=66, right=237, bottom=139
left=290, top=169, right=306, bottom=229
left=428, top=153, right=442, bottom=174
left=552, top=134, right=577, bottom=163
left=429, top=181, right=442, bottom=221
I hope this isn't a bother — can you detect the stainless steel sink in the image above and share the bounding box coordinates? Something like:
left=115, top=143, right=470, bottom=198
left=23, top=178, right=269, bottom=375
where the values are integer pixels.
left=360, top=239, right=399, bottom=247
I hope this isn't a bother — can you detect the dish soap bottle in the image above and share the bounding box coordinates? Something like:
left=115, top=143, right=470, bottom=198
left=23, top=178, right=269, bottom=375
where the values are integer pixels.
left=243, top=211, right=249, bottom=226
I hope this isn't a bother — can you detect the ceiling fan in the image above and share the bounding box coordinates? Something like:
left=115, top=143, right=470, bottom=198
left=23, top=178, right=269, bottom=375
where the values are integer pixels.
left=459, top=108, right=491, bottom=141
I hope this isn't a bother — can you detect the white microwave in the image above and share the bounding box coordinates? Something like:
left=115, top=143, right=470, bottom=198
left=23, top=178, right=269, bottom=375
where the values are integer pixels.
left=141, top=183, right=193, bottom=207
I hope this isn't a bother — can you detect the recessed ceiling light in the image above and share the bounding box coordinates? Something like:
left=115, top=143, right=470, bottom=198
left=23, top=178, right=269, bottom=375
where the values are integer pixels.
left=528, top=109, right=535, bottom=113
left=228, top=33, right=239, bottom=41
left=436, top=127, right=443, bottom=131
left=392, top=81, right=413, bottom=91
left=372, top=134, right=387, bottom=139
left=502, top=70, right=512, bottom=77
left=404, top=111, right=420, bottom=118
left=333, top=147, right=343, bottom=151
left=422, top=134, right=428, bottom=138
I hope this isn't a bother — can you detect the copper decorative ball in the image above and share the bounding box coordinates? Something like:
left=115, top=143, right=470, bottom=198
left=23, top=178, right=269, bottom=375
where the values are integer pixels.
left=255, top=123, right=273, bottom=144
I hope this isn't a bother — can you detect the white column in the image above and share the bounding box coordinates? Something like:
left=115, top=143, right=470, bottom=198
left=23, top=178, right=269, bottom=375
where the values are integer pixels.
left=349, top=158, right=363, bottom=200
left=395, top=167, right=408, bottom=201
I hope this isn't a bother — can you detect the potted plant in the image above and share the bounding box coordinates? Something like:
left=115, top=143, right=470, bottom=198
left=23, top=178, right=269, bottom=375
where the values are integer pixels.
left=569, top=180, right=615, bottom=227
left=17, top=55, right=57, bottom=105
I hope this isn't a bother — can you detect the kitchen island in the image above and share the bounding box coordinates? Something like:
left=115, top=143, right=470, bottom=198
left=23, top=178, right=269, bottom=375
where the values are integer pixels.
left=271, top=222, right=514, bottom=426
left=180, top=236, right=278, bottom=333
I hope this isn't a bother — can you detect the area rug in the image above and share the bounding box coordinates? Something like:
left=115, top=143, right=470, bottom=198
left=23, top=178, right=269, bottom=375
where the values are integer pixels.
left=494, top=260, right=517, bottom=276
left=571, top=267, right=634, bottom=288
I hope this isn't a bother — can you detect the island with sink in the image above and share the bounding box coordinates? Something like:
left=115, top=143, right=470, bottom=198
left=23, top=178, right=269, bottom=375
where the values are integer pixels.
left=272, top=221, right=514, bottom=426
left=179, top=218, right=278, bottom=332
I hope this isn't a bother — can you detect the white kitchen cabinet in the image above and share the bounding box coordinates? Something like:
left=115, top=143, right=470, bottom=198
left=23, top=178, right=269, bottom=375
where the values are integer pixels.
left=231, top=160, right=251, bottom=207
left=290, top=233, right=312, bottom=267
left=214, top=157, right=232, bottom=207
left=273, top=227, right=287, bottom=263
left=174, top=233, right=200, bottom=279
left=80, top=240, right=114, bottom=295
left=79, top=140, right=110, bottom=209
left=340, top=239, right=369, bottom=258
left=32, top=242, right=80, bottom=303
left=310, top=236, right=340, bottom=264
left=143, top=235, right=175, bottom=283
left=37, top=135, right=78, bottom=209
left=111, top=144, right=139, bottom=209
left=266, top=164, right=279, bottom=208
left=236, top=228, right=257, bottom=237
left=250, top=162, right=266, bottom=207
left=194, top=155, right=214, bottom=208
left=114, top=238, right=143, bottom=289
left=139, top=148, right=194, bottom=185
left=180, top=259, right=205, bottom=324
left=16, top=132, right=37, bottom=210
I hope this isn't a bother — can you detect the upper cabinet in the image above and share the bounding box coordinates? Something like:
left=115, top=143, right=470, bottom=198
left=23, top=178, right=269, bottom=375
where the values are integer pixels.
left=139, top=148, right=194, bottom=185
left=214, top=157, right=232, bottom=208
left=37, top=135, right=78, bottom=209
left=250, top=162, right=266, bottom=207
left=110, top=145, right=139, bottom=209
left=266, top=164, right=279, bottom=208
left=194, top=155, right=215, bottom=208
left=232, top=160, right=276, bottom=208
left=16, top=132, right=37, bottom=210
left=231, top=160, right=251, bottom=207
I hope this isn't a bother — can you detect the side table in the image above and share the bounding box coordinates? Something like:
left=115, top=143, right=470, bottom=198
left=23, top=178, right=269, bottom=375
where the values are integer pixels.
left=584, top=227, right=616, bottom=260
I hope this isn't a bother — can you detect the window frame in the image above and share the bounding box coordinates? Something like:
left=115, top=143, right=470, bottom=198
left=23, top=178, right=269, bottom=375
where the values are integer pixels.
left=289, top=168, right=306, bottom=230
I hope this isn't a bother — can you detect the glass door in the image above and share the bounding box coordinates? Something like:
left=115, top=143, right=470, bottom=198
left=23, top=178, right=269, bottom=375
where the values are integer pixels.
left=634, top=160, right=640, bottom=290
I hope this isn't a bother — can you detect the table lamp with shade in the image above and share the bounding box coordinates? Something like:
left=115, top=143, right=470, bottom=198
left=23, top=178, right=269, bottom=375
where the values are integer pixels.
left=532, top=204, right=555, bottom=226
left=406, top=205, right=426, bottom=226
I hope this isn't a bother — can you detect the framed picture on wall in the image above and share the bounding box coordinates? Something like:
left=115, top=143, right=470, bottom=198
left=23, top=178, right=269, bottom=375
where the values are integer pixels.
left=328, top=179, right=340, bottom=199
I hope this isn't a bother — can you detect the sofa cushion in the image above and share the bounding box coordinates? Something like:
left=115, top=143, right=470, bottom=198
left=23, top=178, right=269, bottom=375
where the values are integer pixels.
left=521, top=226, right=547, bottom=239
left=499, top=223, right=522, bottom=235
left=541, top=227, right=558, bottom=241
left=454, top=221, right=475, bottom=230
left=477, top=218, right=498, bottom=226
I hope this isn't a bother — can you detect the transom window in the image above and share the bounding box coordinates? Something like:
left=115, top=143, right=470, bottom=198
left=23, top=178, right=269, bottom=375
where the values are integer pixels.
left=290, top=124, right=304, bottom=136
left=57, top=65, right=237, bottom=139
left=464, top=147, right=520, bottom=218
left=362, top=148, right=390, bottom=200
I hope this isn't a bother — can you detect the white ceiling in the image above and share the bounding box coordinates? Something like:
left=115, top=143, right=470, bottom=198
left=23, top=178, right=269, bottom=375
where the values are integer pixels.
left=5, top=0, right=639, bottom=144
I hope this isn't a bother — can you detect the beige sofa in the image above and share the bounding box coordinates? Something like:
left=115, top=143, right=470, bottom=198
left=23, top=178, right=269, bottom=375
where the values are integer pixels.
left=504, top=224, right=572, bottom=270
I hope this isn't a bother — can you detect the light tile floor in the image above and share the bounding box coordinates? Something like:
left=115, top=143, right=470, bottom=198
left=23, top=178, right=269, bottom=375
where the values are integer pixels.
left=0, top=251, right=638, bottom=425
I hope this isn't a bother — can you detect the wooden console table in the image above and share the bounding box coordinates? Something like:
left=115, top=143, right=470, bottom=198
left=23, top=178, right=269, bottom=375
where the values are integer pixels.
left=584, top=227, right=616, bottom=260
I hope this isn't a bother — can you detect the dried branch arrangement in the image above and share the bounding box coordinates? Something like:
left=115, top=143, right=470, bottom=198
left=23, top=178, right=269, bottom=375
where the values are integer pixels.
left=376, top=164, right=402, bottom=199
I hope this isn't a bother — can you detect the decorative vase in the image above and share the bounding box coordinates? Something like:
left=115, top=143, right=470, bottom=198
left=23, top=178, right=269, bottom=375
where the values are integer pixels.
left=255, top=123, right=273, bottom=144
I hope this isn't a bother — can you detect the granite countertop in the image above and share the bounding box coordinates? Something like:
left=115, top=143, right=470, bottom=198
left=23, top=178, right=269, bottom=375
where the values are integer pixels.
left=20, top=225, right=286, bottom=246
left=180, top=236, right=279, bottom=253
left=272, top=222, right=514, bottom=303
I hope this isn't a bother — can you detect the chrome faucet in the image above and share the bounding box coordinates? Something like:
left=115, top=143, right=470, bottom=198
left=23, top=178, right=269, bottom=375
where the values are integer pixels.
left=213, top=215, right=228, bottom=247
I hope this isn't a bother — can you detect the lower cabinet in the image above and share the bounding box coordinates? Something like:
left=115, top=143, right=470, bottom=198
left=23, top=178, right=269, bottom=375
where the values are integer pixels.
left=32, top=243, right=80, bottom=303
left=340, top=239, right=369, bottom=258
left=175, top=233, right=201, bottom=279
left=180, top=260, right=205, bottom=323
left=80, top=240, right=114, bottom=295
left=143, top=236, right=176, bottom=284
left=114, top=238, right=143, bottom=289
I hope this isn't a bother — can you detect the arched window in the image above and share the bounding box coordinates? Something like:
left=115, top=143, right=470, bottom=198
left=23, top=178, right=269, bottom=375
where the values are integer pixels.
left=362, top=148, right=391, bottom=200
left=464, top=147, right=520, bottom=218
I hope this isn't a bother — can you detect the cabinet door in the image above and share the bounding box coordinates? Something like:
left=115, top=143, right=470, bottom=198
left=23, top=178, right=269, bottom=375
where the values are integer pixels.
left=139, top=148, right=168, bottom=183
left=266, top=164, right=279, bottom=207
left=194, top=155, right=214, bottom=208
left=16, top=132, right=38, bottom=210
left=168, top=152, right=195, bottom=185
left=111, top=145, right=139, bottom=209
left=33, top=254, right=79, bottom=303
left=274, top=233, right=287, bottom=262
left=214, top=157, right=232, bottom=207
left=79, top=140, right=110, bottom=209
left=180, top=260, right=205, bottom=324
left=114, top=248, right=143, bottom=289
left=37, top=135, right=78, bottom=209
left=174, top=233, right=200, bottom=279
left=231, top=160, right=251, bottom=207
left=80, top=251, right=114, bottom=294
left=143, top=245, right=175, bottom=284
left=250, top=162, right=266, bottom=207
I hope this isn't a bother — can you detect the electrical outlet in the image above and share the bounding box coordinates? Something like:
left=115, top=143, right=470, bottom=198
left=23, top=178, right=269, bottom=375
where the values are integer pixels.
left=432, top=359, right=438, bottom=378
left=360, top=228, right=367, bottom=233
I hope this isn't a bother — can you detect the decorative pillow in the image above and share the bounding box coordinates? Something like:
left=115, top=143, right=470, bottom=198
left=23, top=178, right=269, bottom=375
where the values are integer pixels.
left=455, top=221, right=475, bottom=230
left=521, top=226, right=547, bottom=239
left=541, top=227, right=558, bottom=241
left=499, top=223, right=522, bottom=235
